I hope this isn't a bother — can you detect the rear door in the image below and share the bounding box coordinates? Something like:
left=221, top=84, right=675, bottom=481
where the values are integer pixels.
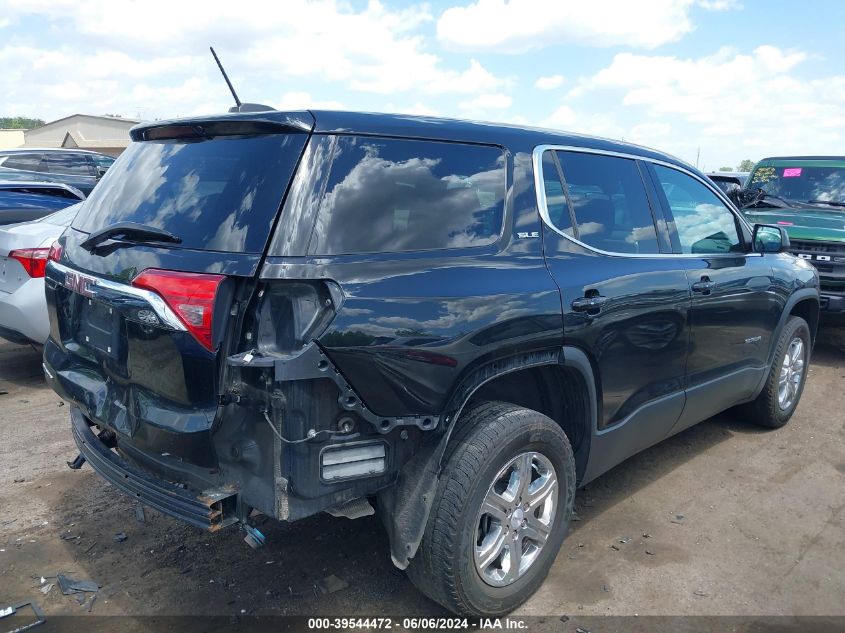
left=538, top=148, right=691, bottom=463
left=646, top=163, right=781, bottom=431
left=44, top=114, right=313, bottom=468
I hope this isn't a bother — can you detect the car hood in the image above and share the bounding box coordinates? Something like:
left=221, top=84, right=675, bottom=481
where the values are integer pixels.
left=0, top=221, right=65, bottom=256
left=742, top=206, right=845, bottom=243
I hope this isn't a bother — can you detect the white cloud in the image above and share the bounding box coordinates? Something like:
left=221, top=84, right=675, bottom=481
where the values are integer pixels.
left=535, top=74, right=564, bottom=90
left=0, top=0, right=506, bottom=120
left=437, top=0, right=696, bottom=53
left=697, top=0, right=743, bottom=10
left=542, top=105, right=577, bottom=128
left=459, top=93, right=513, bottom=110
left=275, top=92, right=344, bottom=111
left=563, top=45, right=845, bottom=165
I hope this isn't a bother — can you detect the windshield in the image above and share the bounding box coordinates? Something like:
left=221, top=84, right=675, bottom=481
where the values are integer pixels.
left=72, top=131, right=307, bottom=253
left=747, top=160, right=845, bottom=205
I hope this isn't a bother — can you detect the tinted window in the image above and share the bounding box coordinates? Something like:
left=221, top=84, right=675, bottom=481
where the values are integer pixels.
left=308, top=137, right=505, bottom=255
left=44, top=154, right=93, bottom=176
left=0, top=154, right=44, bottom=171
left=92, top=155, right=116, bottom=169
left=540, top=151, right=573, bottom=236
left=73, top=132, right=308, bottom=253
left=654, top=165, right=742, bottom=254
left=555, top=151, right=660, bottom=254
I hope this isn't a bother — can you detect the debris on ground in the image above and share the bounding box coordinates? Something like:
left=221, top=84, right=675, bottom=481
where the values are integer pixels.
left=670, top=514, right=686, bottom=525
left=576, top=627, right=591, bottom=633
left=694, top=590, right=709, bottom=597
left=74, top=594, right=86, bottom=605
left=86, top=595, right=97, bottom=612
left=13, top=478, right=24, bottom=483
left=113, top=532, right=128, bottom=542
left=610, top=544, right=620, bottom=551
left=643, top=533, right=652, bottom=538
left=39, top=583, right=53, bottom=595
left=56, top=574, right=99, bottom=595
left=59, top=533, right=79, bottom=541
left=316, top=574, right=349, bottom=595
left=619, top=537, right=631, bottom=544
left=559, top=615, right=569, bottom=623
left=134, top=505, right=146, bottom=523
left=645, top=549, right=655, bottom=556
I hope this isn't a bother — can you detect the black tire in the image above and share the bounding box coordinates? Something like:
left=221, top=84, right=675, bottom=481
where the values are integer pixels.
left=744, top=316, right=811, bottom=428
left=407, top=401, right=576, bottom=616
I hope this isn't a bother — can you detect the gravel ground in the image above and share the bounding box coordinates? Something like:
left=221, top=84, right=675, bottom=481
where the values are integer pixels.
left=0, top=328, right=843, bottom=629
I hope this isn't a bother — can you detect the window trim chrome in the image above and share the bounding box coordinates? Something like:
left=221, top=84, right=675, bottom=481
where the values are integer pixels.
left=48, top=260, right=187, bottom=331
left=532, top=144, right=758, bottom=259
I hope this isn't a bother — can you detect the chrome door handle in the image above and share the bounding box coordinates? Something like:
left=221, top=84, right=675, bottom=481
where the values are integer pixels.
left=571, top=295, right=608, bottom=312
left=691, top=277, right=716, bottom=294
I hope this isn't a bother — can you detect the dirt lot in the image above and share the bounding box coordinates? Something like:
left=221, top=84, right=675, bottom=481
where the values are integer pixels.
left=1, top=329, right=844, bottom=626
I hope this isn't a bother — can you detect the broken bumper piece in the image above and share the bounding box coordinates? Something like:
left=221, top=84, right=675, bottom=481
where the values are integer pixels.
left=69, top=406, right=237, bottom=532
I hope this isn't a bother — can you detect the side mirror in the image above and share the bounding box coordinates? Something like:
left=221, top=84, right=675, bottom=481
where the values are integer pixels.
left=753, top=224, right=790, bottom=253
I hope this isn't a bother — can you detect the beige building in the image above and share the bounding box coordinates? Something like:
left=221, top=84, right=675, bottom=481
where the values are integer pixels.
left=0, top=129, right=25, bottom=149
left=23, top=114, right=141, bottom=157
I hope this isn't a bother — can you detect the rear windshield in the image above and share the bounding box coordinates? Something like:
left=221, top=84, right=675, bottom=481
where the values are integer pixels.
left=73, top=132, right=307, bottom=253
left=306, top=136, right=505, bottom=255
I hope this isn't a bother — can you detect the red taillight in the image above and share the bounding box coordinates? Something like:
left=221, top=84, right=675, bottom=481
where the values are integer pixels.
left=9, top=248, right=50, bottom=278
left=132, top=268, right=225, bottom=351
left=48, top=240, right=63, bottom=263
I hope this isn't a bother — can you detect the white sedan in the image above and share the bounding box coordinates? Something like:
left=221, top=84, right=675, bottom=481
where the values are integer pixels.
left=0, top=203, right=81, bottom=345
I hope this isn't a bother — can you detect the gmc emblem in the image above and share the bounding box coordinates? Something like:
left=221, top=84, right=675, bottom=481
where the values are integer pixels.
left=63, top=270, right=96, bottom=297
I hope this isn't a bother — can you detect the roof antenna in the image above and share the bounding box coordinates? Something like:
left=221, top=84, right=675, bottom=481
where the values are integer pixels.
left=210, top=46, right=241, bottom=109
left=209, top=46, right=274, bottom=113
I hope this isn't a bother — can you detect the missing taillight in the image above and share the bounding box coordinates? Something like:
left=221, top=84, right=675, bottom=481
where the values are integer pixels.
left=255, top=281, right=340, bottom=354
left=132, top=268, right=226, bottom=351
left=9, top=248, right=50, bottom=278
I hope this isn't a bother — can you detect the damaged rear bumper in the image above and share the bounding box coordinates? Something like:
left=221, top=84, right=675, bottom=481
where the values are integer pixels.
left=69, top=406, right=237, bottom=531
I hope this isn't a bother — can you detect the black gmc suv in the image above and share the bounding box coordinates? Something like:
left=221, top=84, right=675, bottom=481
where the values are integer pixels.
left=43, top=110, right=819, bottom=616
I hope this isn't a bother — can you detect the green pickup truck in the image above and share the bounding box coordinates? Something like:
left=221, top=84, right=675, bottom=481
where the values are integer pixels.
left=739, top=156, right=845, bottom=319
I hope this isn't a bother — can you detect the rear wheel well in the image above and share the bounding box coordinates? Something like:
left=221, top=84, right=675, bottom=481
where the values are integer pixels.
left=789, top=298, right=819, bottom=344
left=466, top=365, right=590, bottom=481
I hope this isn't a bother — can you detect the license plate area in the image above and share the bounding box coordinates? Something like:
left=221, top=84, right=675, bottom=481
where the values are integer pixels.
left=76, top=298, right=121, bottom=358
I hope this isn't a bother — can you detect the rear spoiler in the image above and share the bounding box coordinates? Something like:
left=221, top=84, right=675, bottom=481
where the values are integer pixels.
left=130, top=111, right=315, bottom=142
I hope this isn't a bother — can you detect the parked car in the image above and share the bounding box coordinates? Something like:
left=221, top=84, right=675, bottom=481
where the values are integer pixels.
left=0, top=148, right=116, bottom=196
left=706, top=171, right=749, bottom=194
left=0, top=181, right=85, bottom=225
left=738, top=156, right=845, bottom=319
left=0, top=203, right=81, bottom=345
left=43, top=110, right=819, bottom=616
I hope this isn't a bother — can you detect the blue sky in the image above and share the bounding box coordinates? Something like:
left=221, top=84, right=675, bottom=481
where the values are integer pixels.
left=1, top=0, right=844, bottom=169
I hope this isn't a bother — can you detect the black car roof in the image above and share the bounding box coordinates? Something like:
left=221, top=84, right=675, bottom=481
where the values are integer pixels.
left=130, top=109, right=693, bottom=172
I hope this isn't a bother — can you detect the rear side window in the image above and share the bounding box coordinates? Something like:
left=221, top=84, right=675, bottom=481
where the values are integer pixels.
left=1, top=154, right=45, bottom=171
left=44, top=154, right=93, bottom=176
left=307, top=137, right=505, bottom=255
left=540, top=151, right=574, bottom=236
left=550, top=151, right=661, bottom=254
left=73, top=132, right=308, bottom=253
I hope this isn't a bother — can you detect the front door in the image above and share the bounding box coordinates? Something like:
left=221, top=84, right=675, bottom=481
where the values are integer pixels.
left=646, top=163, right=781, bottom=431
